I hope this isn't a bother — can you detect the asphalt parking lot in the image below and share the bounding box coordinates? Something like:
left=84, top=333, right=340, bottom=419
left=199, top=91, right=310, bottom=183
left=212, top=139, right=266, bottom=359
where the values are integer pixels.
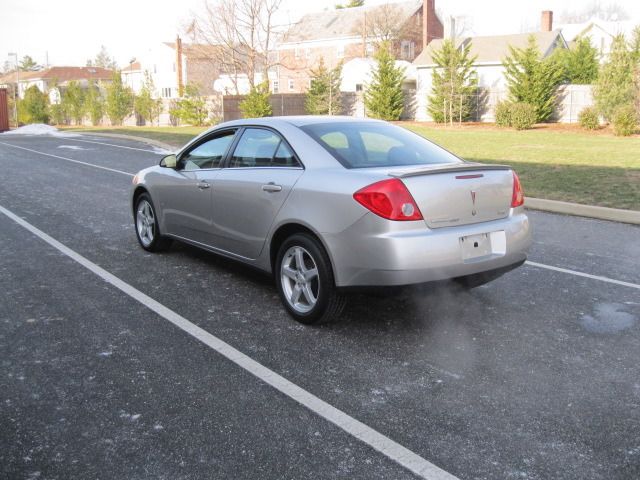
left=0, top=133, right=639, bottom=480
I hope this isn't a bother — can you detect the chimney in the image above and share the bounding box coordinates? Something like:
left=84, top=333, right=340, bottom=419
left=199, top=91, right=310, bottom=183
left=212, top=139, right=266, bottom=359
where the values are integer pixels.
left=423, top=0, right=444, bottom=50
left=541, top=10, right=553, bottom=32
left=176, top=35, right=184, bottom=97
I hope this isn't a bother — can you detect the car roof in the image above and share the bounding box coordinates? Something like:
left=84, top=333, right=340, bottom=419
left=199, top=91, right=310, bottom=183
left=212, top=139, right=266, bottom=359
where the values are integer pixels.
left=217, top=115, right=386, bottom=129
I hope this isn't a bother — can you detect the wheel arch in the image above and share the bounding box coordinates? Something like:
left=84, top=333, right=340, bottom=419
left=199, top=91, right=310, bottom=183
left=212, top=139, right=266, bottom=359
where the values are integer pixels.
left=269, top=223, right=337, bottom=281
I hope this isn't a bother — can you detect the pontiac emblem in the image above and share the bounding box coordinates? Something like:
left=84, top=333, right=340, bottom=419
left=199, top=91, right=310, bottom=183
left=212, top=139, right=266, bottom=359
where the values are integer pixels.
left=470, top=190, right=477, bottom=216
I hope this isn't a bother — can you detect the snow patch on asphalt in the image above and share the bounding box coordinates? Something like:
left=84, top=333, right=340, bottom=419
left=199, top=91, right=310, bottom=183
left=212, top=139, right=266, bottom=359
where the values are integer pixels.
left=2, top=124, right=79, bottom=137
left=57, top=145, right=87, bottom=150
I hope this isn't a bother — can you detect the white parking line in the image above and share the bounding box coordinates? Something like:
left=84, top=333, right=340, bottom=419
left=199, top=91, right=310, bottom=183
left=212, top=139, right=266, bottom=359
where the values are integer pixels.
left=60, top=136, right=168, bottom=153
left=525, top=261, right=640, bottom=290
left=0, top=203, right=458, bottom=480
left=0, top=141, right=134, bottom=177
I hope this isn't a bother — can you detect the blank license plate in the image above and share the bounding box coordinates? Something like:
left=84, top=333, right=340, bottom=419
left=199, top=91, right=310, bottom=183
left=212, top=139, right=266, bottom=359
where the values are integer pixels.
left=460, top=231, right=506, bottom=261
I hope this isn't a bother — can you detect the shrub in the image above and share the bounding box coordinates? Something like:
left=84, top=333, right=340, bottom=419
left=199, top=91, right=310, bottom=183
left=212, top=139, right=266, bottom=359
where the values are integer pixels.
left=495, top=101, right=512, bottom=127
left=239, top=82, right=272, bottom=119
left=612, top=105, right=637, bottom=136
left=509, top=102, right=537, bottom=130
left=578, top=107, right=600, bottom=130
left=20, top=85, right=50, bottom=124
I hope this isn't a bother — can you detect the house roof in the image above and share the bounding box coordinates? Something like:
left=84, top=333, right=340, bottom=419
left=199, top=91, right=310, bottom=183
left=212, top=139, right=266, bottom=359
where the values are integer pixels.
left=121, top=61, right=142, bottom=72
left=163, top=42, right=222, bottom=59
left=16, top=66, right=113, bottom=82
left=557, top=18, right=637, bottom=42
left=282, top=0, right=423, bottom=44
left=414, top=29, right=567, bottom=66
left=0, top=71, right=20, bottom=85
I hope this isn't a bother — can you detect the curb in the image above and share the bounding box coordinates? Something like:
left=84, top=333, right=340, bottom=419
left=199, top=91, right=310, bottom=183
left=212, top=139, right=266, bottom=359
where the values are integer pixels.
left=525, top=197, right=640, bottom=225
left=77, top=132, right=177, bottom=152
left=76, top=132, right=640, bottom=226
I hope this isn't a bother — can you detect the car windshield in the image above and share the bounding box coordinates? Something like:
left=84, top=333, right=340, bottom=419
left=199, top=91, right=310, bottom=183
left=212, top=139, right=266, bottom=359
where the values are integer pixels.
left=300, top=122, right=462, bottom=169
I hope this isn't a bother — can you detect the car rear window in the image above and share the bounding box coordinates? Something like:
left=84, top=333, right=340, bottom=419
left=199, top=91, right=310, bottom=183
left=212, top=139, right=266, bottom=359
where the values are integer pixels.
left=301, top=122, right=461, bottom=169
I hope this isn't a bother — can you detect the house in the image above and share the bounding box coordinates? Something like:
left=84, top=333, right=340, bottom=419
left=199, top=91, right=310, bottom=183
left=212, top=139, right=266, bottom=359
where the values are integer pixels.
left=413, top=14, right=568, bottom=121
left=557, top=17, right=637, bottom=61
left=340, top=57, right=417, bottom=93
left=6, top=66, right=113, bottom=99
left=126, top=37, right=223, bottom=100
left=275, top=0, right=443, bottom=94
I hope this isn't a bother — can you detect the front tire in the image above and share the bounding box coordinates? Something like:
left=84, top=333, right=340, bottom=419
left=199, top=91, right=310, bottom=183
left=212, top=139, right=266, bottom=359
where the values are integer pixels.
left=134, top=193, right=172, bottom=252
left=275, top=234, right=346, bottom=324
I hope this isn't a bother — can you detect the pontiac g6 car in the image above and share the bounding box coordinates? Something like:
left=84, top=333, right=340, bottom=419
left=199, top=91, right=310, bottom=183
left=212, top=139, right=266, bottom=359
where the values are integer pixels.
left=131, top=117, right=531, bottom=324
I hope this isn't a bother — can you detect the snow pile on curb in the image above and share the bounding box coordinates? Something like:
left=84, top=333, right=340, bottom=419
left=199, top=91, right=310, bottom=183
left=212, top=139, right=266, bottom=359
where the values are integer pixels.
left=2, top=124, right=79, bottom=137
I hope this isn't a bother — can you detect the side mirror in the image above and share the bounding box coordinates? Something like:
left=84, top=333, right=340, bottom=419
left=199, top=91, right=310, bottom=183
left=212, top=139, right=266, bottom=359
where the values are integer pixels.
left=160, top=154, right=177, bottom=168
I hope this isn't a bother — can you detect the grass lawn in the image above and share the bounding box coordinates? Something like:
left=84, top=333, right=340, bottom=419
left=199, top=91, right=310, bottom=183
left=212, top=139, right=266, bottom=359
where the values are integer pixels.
left=66, top=123, right=640, bottom=210
left=401, top=123, right=640, bottom=211
left=64, top=126, right=207, bottom=148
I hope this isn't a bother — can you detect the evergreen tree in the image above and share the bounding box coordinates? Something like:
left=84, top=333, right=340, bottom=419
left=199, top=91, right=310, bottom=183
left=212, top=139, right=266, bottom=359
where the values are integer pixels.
left=105, top=71, right=134, bottom=125
left=594, top=35, right=635, bottom=121
left=630, top=26, right=640, bottom=63
left=364, top=42, right=405, bottom=121
left=62, top=80, right=86, bottom=125
left=239, top=82, right=272, bottom=118
left=503, top=35, right=564, bottom=122
left=428, top=39, right=478, bottom=124
left=558, top=36, right=599, bottom=84
left=169, top=84, right=209, bottom=125
left=305, top=58, right=342, bottom=115
left=84, top=81, right=105, bottom=125
left=19, top=55, right=39, bottom=71
left=134, top=72, right=163, bottom=125
left=94, top=46, right=117, bottom=69
left=20, top=85, right=49, bottom=123
left=335, top=0, right=364, bottom=9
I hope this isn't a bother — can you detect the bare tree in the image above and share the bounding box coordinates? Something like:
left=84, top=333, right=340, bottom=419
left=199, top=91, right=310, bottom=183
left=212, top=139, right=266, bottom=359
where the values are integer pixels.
left=187, top=0, right=284, bottom=94
left=352, top=4, right=407, bottom=49
left=559, top=2, right=630, bottom=23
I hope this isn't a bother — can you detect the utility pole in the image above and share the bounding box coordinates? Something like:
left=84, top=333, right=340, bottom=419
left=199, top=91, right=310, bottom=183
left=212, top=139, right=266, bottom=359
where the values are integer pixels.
left=8, top=52, right=18, bottom=127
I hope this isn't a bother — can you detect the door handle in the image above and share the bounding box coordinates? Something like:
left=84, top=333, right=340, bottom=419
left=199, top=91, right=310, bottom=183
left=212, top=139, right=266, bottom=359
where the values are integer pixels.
left=197, top=182, right=210, bottom=190
left=262, top=183, right=282, bottom=193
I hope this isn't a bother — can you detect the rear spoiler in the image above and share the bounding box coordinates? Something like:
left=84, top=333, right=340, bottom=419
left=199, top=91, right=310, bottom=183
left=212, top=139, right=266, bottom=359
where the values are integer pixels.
left=389, top=163, right=511, bottom=179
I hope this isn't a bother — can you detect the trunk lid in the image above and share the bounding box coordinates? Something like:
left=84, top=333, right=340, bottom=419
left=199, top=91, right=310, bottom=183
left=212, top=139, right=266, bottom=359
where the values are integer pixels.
left=389, top=163, right=513, bottom=229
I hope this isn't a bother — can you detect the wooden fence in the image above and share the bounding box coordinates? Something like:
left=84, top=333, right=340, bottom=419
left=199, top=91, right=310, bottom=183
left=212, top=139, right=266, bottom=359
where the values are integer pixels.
left=0, top=89, right=9, bottom=132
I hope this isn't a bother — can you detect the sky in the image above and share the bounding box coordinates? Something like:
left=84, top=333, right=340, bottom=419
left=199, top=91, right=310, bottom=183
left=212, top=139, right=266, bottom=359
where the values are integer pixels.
left=1, top=0, right=639, bottom=69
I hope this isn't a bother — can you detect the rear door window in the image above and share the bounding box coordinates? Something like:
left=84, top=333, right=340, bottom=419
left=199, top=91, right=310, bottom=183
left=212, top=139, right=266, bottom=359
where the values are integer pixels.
left=229, top=128, right=300, bottom=168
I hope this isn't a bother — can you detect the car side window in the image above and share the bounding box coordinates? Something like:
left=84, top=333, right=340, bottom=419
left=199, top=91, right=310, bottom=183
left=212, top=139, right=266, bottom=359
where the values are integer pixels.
left=181, top=131, right=235, bottom=170
left=230, top=128, right=300, bottom=168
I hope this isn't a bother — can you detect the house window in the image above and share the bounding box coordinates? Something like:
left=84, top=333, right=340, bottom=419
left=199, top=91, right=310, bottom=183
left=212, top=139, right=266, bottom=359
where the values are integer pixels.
left=288, top=79, right=294, bottom=91
left=162, top=87, right=172, bottom=98
left=337, top=44, right=345, bottom=59
left=273, top=80, right=279, bottom=93
left=401, top=41, right=414, bottom=60
left=305, top=48, right=311, bottom=59
left=295, top=47, right=301, bottom=59
left=355, top=84, right=363, bottom=92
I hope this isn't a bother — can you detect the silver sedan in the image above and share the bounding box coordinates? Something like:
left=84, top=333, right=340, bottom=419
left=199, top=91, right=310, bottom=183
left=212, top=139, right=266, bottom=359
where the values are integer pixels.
left=131, top=117, right=531, bottom=324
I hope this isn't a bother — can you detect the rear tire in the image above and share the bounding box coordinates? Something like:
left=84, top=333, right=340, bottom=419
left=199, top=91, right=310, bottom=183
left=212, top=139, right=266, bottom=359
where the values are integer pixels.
left=134, top=193, right=172, bottom=252
left=275, top=233, right=346, bottom=325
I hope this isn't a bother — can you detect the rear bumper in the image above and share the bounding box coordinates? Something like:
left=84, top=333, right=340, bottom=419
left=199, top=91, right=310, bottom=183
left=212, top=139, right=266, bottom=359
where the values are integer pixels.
left=324, top=209, right=531, bottom=287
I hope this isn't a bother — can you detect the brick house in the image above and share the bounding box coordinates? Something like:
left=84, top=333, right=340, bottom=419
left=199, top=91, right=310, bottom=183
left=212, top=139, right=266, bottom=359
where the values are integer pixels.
left=275, top=0, right=443, bottom=94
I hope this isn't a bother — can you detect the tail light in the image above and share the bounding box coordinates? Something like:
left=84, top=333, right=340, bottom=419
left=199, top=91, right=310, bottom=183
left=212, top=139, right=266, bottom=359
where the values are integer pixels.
left=353, top=178, right=423, bottom=221
left=511, top=171, right=524, bottom=207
